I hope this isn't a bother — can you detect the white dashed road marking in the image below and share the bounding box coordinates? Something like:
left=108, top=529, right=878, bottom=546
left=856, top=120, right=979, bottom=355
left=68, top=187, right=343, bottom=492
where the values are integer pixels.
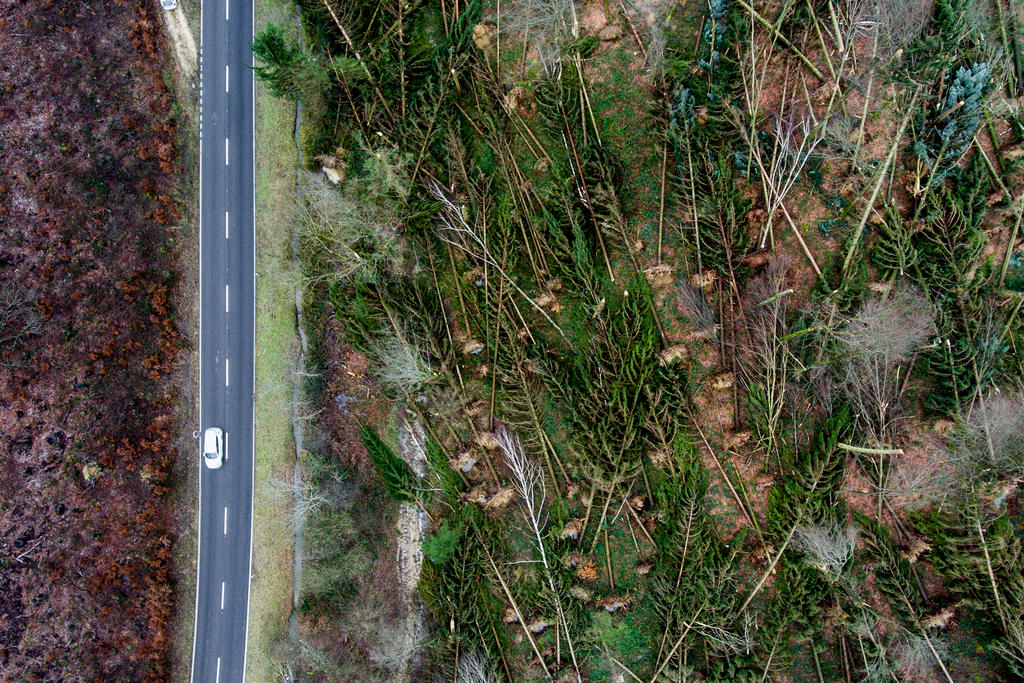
left=225, top=359, right=229, bottom=387
left=225, top=285, right=229, bottom=312
left=225, top=65, right=229, bottom=92
left=223, top=507, right=228, bottom=535
left=225, top=138, right=229, bottom=165
left=225, top=211, right=229, bottom=239
left=221, top=582, right=226, bottom=609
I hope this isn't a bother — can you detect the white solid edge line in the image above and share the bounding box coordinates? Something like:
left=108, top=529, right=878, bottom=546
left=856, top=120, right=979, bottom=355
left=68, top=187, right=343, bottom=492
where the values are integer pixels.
left=221, top=581, right=226, bottom=609
left=189, top=0, right=205, bottom=679
left=242, top=0, right=257, bottom=677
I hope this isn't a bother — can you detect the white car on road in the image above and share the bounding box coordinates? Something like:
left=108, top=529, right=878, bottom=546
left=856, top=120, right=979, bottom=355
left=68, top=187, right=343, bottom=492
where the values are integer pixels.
left=160, top=0, right=178, bottom=10
left=203, top=427, right=225, bottom=469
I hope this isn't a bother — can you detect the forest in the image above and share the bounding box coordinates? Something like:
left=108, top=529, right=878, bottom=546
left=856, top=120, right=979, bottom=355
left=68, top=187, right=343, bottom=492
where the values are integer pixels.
left=254, top=0, right=1024, bottom=679
left=0, top=0, right=184, bottom=678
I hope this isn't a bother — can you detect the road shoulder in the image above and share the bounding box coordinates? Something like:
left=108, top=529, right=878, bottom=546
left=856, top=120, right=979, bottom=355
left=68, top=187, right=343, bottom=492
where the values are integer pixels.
left=246, top=0, right=301, bottom=679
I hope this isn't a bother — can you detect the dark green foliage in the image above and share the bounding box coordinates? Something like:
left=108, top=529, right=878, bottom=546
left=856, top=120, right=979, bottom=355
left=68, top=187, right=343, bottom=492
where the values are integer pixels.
left=668, top=0, right=746, bottom=103
left=916, top=194, right=989, bottom=307
left=534, top=52, right=629, bottom=276
left=359, top=423, right=418, bottom=504
left=329, top=279, right=385, bottom=357
left=910, top=505, right=1023, bottom=615
left=423, top=519, right=462, bottom=564
left=752, top=559, right=832, bottom=671
left=425, top=435, right=462, bottom=504
left=419, top=507, right=510, bottom=676
left=697, top=0, right=732, bottom=86
left=665, top=1, right=753, bottom=280
left=642, top=433, right=750, bottom=678
left=909, top=164, right=999, bottom=413
left=910, top=503, right=1024, bottom=676
left=1006, top=252, right=1024, bottom=292
left=766, top=406, right=852, bottom=537
left=252, top=24, right=328, bottom=102
left=441, top=0, right=481, bottom=55
left=867, top=151, right=1005, bottom=415
left=871, top=208, right=918, bottom=279
left=274, top=0, right=1024, bottom=676
left=920, top=327, right=978, bottom=414
left=751, top=409, right=854, bottom=671
left=854, top=511, right=927, bottom=630
left=331, top=272, right=455, bottom=396
left=745, top=381, right=773, bottom=456
left=933, top=0, right=970, bottom=35
left=545, top=277, right=660, bottom=484
left=898, top=0, right=982, bottom=82
left=563, top=36, right=599, bottom=58
left=817, top=228, right=868, bottom=314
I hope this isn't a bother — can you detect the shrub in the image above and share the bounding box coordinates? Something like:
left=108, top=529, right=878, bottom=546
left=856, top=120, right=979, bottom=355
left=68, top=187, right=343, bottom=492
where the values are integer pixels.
left=792, top=522, right=858, bottom=579
left=422, top=519, right=461, bottom=564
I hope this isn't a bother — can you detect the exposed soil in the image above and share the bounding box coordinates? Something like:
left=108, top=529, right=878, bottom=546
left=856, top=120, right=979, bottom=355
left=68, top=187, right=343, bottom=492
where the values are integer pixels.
left=159, top=4, right=198, bottom=80
left=0, top=0, right=184, bottom=678
left=393, top=419, right=428, bottom=681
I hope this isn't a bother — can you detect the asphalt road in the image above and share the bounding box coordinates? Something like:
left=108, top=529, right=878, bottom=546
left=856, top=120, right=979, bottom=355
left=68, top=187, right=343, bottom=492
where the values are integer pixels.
left=190, top=0, right=256, bottom=680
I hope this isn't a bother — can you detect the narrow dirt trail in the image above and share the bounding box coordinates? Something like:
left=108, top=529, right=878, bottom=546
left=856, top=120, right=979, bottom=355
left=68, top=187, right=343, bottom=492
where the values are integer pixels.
left=393, top=419, right=428, bottom=681
left=159, top=7, right=198, bottom=79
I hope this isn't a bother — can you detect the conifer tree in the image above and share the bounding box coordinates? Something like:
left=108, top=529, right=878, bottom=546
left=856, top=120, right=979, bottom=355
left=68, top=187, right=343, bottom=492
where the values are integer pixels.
left=359, top=423, right=417, bottom=504
left=252, top=24, right=328, bottom=102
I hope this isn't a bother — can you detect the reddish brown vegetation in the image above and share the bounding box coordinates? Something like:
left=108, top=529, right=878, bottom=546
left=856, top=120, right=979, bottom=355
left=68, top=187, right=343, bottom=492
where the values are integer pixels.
left=0, top=0, right=183, bottom=678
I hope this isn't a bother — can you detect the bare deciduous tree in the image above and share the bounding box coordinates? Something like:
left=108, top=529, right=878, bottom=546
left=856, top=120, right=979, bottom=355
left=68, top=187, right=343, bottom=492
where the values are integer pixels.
left=675, top=281, right=717, bottom=334
left=453, top=649, right=499, bottom=683
left=294, top=147, right=409, bottom=287
left=269, top=474, right=330, bottom=525
left=736, top=112, right=823, bottom=255
left=871, top=0, right=933, bottom=56
left=497, top=425, right=581, bottom=675
left=836, top=288, right=933, bottom=446
left=894, top=630, right=951, bottom=681
left=793, top=522, right=858, bottom=578
left=742, top=255, right=793, bottom=459
left=372, top=335, right=435, bottom=395
left=881, top=448, right=959, bottom=509
left=0, top=288, right=42, bottom=348
left=952, top=390, right=1024, bottom=476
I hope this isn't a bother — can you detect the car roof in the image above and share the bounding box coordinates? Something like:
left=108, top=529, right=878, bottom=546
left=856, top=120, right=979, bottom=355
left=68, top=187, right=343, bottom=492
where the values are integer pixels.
left=203, top=428, right=221, bottom=450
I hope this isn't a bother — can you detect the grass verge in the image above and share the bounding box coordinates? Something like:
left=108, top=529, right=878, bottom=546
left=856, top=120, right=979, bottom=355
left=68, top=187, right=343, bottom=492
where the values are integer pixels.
left=246, top=0, right=301, bottom=679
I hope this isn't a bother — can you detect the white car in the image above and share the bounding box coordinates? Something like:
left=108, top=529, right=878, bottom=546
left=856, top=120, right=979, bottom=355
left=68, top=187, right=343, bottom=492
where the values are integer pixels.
left=203, top=427, right=225, bottom=469
left=160, top=0, right=178, bottom=10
